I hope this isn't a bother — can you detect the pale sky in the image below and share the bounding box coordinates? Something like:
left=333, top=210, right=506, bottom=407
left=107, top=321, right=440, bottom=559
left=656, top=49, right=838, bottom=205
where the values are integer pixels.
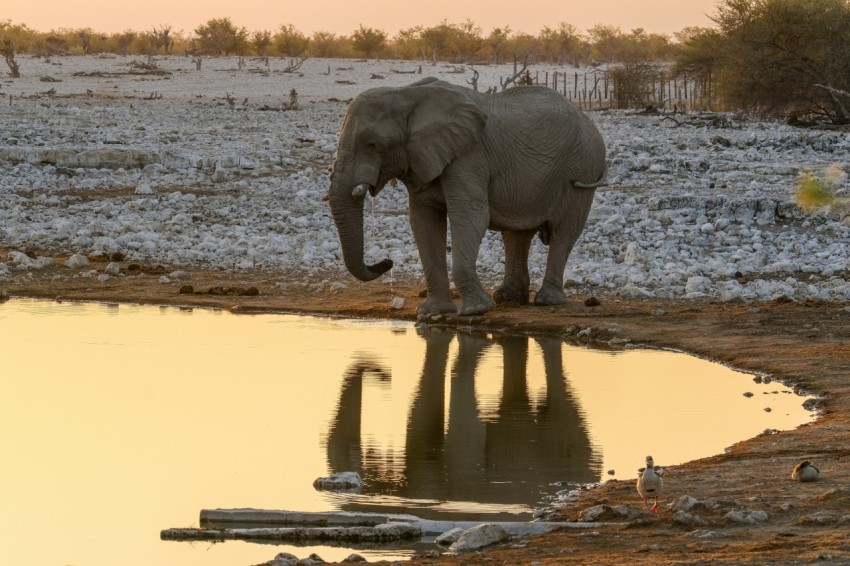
left=5, top=0, right=718, bottom=37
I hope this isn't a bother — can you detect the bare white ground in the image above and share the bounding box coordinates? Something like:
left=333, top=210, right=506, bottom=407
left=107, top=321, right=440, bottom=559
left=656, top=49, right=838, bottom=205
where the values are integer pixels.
left=1, top=55, right=849, bottom=302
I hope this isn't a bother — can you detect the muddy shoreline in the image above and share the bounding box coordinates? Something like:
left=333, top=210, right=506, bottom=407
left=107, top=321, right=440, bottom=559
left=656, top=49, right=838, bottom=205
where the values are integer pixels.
left=4, top=255, right=850, bottom=564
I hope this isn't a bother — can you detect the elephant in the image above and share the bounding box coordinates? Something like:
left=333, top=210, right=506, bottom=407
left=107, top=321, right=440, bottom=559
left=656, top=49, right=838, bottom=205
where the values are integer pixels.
left=328, top=77, right=607, bottom=316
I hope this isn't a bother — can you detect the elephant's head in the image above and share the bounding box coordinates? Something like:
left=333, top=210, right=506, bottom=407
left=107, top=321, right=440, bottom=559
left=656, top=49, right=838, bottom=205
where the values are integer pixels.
left=328, top=77, right=487, bottom=282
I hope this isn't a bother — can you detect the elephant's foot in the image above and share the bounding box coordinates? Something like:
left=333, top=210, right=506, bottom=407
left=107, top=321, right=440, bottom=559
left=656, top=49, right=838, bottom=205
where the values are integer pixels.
left=417, top=296, right=457, bottom=316
left=493, top=283, right=530, bottom=305
left=458, top=291, right=496, bottom=316
left=534, top=283, right=567, bottom=306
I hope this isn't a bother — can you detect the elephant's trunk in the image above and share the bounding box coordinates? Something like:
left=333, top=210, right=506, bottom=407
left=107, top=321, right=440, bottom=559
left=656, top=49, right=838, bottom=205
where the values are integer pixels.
left=329, top=181, right=393, bottom=282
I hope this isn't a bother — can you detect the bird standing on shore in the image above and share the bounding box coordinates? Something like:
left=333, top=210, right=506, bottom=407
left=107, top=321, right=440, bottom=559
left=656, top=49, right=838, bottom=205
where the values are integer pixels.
left=637, top=455, right=663, bottom=513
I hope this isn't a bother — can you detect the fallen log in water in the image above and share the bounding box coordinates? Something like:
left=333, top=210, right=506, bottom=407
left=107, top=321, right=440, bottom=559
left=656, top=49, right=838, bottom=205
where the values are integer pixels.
left=161, top=523, right=421, bottom=543
left=185, top=509, right=623, bottom=541
left=200, top=508, right=420, bottom=527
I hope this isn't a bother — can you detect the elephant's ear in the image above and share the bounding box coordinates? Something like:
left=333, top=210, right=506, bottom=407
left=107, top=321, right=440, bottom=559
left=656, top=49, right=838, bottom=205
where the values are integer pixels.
left=405, top=84, right=486, bottom=185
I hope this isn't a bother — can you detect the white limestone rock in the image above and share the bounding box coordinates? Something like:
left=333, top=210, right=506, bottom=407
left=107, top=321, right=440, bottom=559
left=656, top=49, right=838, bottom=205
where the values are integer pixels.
left=65, top=254, right=90, bottom=269
left=448, top=523, right=510, bottom=553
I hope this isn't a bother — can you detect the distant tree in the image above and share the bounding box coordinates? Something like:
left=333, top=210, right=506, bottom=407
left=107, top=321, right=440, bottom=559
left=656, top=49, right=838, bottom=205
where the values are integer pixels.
left=393, top=25, right=424, bottom=60
left=538, top=22, right=585, bottom=65
left=149, top=25, right=174, bottom=54
left=415, top=20, right=482, bottom=62
left=310, top=31, right=350, bottom=58
left=587, top=24, right=622, bottom=63
left=711, top=0, right=850, bottom=123
left=194, top=17, right=249, bottom=55
left=252, top=30, right=272, bottom=56
left=452, top=20, right=484, bottom=61
left=672, top=27, right=722, bottom=103
left=109, top=30, right=138, bottom=55
left=486, top=26, right=512, bottom=63
left=351, top=24, right=386, bottom=58
left=274, top=24, right=309, bottom=57
left=2, top=39, right=21, bottom=77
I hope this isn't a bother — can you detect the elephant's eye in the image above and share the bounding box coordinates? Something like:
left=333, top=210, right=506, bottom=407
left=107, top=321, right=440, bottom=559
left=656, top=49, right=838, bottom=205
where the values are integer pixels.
left=366, top=141, right=378, bottom=151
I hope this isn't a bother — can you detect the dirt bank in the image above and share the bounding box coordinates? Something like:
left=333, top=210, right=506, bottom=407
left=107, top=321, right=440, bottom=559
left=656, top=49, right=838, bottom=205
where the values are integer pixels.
left=3, top=252, right=850, bottom=565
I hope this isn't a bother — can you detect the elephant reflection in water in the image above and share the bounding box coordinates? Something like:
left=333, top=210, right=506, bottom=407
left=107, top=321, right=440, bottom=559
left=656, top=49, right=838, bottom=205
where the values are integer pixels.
left=324, top=328, right=600, bottom=511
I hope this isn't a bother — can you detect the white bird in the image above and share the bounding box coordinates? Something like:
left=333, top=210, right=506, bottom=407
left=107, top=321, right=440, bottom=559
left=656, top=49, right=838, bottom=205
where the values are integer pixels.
left=637, top=455, right=663, bottom=513
left=791, top=460, right=820, bottom=482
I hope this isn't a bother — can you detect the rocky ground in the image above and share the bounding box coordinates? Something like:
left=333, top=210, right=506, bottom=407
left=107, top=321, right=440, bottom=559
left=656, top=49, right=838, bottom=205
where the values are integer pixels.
left=3, top=54, right=850, bottom=565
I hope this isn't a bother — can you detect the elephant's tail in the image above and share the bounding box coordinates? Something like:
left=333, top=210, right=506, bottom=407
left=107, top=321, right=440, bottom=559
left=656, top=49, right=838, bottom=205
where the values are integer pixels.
left=573, top=162, right=608, bottom=189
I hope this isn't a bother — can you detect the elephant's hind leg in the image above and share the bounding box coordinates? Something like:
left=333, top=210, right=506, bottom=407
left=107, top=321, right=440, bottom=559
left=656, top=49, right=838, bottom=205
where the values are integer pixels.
left=535, top=187, right=595, bottom=306
left=494, top=229, right=534, bottom=305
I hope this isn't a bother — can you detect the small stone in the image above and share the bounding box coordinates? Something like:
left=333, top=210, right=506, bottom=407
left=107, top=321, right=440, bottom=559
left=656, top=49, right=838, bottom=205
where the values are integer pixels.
left=159, top=276, right=171, bottom=284
left=342, top=554, right=366, bottom=563
left=65, top=253, right=89, bottom=269
left=111, top=252, right=126, bottom=261
left=448, top=523, right=510, bottom=553
left=651, top=308, right=666, bottom=316
left=267, top=552, right=298, bottom=566
left=104, top=262, right=120, bottom=275
left=96, top=274, right=111, bottom=283
left=673, top=510, right=709, bottom=527
left=607, top=469, right=615, bottom=475
left=764, top=407, right=772, bottom=412
left=584, top=296, right=601, bottom=307
left=668, top=495, right=700, bottom=512
left=390, top=296, right=406, bottom=309
left=800, top=512, right=837, bottom=526
left=312, top=471, right=363, bottom=491
left=725, top=509, right=768, bottom=524
left=179, top=285, right=194, bottom=294
left=436, top=527, right=465, bottom=546
left=743, top=392, right=754, bottom=397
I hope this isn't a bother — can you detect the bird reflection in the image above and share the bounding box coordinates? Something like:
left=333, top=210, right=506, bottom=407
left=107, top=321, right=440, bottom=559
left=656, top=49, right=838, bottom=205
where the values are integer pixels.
left=323, top=327, right=600, bottom=515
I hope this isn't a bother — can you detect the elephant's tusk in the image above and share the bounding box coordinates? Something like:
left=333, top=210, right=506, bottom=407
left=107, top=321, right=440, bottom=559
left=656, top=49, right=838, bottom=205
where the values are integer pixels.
left=574, top=162, right=608, bottom=189
left=351, top=183, right=370, bottom=198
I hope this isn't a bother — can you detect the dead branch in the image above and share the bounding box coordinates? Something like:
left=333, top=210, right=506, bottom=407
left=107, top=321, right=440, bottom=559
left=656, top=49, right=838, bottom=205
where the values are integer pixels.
left=467, top=68, right=480, bottom=92
left=813, top=84, right=850, bottom=124
left=283, top=57, right=308, bottom=73
left=499, top=52, right=529, bottom=91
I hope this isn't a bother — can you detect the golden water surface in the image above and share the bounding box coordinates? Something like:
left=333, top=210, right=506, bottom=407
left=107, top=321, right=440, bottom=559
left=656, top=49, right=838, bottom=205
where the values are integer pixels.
left=0, top=299, right=813, bottom=565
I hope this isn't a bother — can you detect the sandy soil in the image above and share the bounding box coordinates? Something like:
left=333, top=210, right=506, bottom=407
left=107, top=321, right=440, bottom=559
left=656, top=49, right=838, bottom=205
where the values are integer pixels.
left=4, top=252, right=850, bottom=565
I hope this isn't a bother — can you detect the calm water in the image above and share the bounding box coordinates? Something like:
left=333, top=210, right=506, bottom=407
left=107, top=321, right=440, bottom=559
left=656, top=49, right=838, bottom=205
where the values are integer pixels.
left=0, top=299, right=814, bottom=565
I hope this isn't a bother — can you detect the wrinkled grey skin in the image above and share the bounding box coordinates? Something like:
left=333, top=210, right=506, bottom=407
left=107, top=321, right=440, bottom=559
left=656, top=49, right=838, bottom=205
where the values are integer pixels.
left=329, top=77, right=607, bottom=316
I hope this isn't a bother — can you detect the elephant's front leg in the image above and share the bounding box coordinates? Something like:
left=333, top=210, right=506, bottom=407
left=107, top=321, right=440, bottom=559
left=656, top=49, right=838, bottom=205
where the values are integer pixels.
left=493, top=230, right=534, bottom=305
left=447, top=207, right=495, bottom=316
left=409, top=202, right=456, bottom=315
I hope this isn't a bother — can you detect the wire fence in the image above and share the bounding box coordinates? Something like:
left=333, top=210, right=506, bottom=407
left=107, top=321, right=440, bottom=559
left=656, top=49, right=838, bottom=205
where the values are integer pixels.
left=526, top=68, right=714, bottom=112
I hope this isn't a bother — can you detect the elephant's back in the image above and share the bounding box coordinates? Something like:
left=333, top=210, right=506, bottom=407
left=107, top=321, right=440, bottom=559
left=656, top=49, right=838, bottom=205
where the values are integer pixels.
left=482, top=87, right=606, bottom=189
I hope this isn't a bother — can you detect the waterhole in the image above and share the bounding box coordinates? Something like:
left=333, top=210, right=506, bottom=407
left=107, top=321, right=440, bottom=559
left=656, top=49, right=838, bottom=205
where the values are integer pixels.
left=0, top=299, right=814, bottom=565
